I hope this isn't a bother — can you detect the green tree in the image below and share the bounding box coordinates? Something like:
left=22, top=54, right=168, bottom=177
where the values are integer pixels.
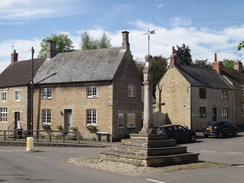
left=81, top=31, right=111, bottom=50
left=151, top=56, right=168, bottom=96
left=174, top=44, right=193, bottom=65
left=193, top=59, right=212, bottom=69
left=222, top=59, right=235, bottom=69
left=237, top=41, right=244, bottom=51
left=38, top=34, right=74, bottom=57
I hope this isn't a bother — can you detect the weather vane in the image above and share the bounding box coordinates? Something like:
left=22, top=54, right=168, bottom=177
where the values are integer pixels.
left=143, top=29, right=155, bottom=55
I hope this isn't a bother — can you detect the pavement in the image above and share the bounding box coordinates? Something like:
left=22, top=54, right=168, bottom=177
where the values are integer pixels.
left=1, top=125, right=243, bottom=148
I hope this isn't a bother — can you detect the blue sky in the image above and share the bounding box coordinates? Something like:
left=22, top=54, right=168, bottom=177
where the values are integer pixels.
left=0, top=0, right=244, bottom=72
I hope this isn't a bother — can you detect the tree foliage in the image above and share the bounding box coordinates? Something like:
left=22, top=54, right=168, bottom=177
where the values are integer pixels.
left=222, top=59, right=235, bottom=69
left=135, top=55, right=168, bottom=96
left=38, top=34, right=74, bottom=57
left=81, top=31, right=111, bottom=50
left=193, top=59, right=212, bottom=69
left=174, top=44, right=193, bottom=65
left=237, top=41, right=244, bottom=51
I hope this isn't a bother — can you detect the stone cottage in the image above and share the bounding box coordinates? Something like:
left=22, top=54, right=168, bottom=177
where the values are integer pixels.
left=155, top=49, right=235, bottom=131
left=0, top=50, right=45, bottom=131
left=33, top=31, right=142, bottom=141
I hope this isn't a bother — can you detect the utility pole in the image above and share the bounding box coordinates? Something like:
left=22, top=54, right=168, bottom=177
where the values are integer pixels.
left=30, top=47, right=34, bottom=135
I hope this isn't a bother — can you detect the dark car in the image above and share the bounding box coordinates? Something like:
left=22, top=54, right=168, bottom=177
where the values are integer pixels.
left=203, top=121, right=238, bottom=138
left=156, top=124, right=196, bottom=142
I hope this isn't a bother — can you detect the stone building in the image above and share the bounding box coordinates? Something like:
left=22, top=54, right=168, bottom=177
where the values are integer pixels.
left=0, top=50, right=45, bottom=131
left=33, top=31, right=142, bottom=141
left=155, top=50, right=235, bottom=131
left=221, top=60, right=244, bottom=125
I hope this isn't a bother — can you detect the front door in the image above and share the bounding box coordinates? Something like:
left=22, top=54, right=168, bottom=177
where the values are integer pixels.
left=14, top=112, right=20, bottom=129
left=212, top=107, right=217, bottom=121
left=64, top=109, right=72, bottom=132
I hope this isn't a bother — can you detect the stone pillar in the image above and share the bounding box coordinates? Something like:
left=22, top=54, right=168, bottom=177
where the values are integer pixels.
left=140, top=55, right=156, bottom=135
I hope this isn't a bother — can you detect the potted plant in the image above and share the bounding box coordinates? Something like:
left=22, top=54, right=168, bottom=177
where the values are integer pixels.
left=57, top=125, right=63, bottom=131
left=86, top=125, right=97, bottom=132
left=69, top=126, right=78, bottom=132
left=42, top=123, right=51, bottom=131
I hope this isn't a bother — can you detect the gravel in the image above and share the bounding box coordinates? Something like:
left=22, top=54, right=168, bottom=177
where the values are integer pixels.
left=63, top=156, right=226, bottom=176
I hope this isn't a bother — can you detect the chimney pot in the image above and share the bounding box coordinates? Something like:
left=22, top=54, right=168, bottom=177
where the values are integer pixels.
left=234, top=60, right=243, bottom=73
left=47, top=40, right=57, bottom=59
left=121, top=31, right=130, bottom=50
left=212, top=53, right=222, bottom=74
left=169, top=46, right=176, bottom=68
left=11, top=49, right=18, bottom=64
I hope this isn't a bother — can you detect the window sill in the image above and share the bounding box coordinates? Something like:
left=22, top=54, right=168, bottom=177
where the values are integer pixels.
left=127, top=126, right=136, bottom=129
left=86, top=96, right=98, bottom=99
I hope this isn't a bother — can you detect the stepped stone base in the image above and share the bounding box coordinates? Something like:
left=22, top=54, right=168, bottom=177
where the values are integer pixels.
left=100, top=133, right=199, bottom=167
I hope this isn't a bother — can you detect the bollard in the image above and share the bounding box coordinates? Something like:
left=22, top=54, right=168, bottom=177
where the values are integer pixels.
left=26, top=137, right=34, bottom=151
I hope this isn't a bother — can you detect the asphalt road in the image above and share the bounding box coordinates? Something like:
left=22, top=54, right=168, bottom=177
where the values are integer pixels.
left=0, top=132, right=244, bottom=183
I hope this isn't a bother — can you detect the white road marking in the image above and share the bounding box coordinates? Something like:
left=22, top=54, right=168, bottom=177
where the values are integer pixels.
left=36, top=156, right=44, bottom=159
left=200, top=150, right=216, bottom=153
left=0, top=150, right=11, bottom=152
left=226, top=152, right=242, bottom=155
left=146, top=179, right=166, bottom=183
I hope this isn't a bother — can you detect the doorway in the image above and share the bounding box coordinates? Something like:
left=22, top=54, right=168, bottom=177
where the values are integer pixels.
left=212, top=107, right=217, bottom=121
left=14, top=112, right=20, bottom=129
left=64, top=109, right=72, bottom=132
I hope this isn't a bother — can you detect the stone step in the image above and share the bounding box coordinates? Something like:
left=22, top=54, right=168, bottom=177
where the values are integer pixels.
left=121, top=139, right=176, bottom=148
left=129, top=134, right=167, bottom=141
left=100, top=152, right=199, bottom=167
left=110, top=145, right=187, bottom=157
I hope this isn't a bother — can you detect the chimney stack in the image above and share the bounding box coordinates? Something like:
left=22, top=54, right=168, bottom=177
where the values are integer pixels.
left=47, top=40, right=57, bottom=59
left=11, top=50, right=18, bottom=64
left=169, top=46, right=176, bottom=68
left=234, top=60, right=243, bottom=73
left=121, top=31, right=130, bottom=50
left=212, top=53, right=222, bottom=74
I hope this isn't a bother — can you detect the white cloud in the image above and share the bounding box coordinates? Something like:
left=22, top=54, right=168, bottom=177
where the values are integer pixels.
left=0, top=0, right=85, bottom=23
left=1, top=20, right=244, bottom=73
left=170, top=16, right=191, bottom=27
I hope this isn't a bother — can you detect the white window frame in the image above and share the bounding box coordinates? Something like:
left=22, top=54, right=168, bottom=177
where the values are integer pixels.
left=86, top=109, right=97, bottom=125
left=0, top=107, right=7, bottom=123
left=128, top=85, right=135, bottom=98
left=222, top=108, right=228, bottom=118
left=15, top=90, right=21, bottom=101
left=42, top=88, right=52, bottom=99
left=42, top=109, right=51, bottom=124
left=87, top=86, right=97, bottom=98
left=127, top=113, right=136, bottom=128
left=118, top=113, right=124, bottom=128
left=1, top=91, right=6, bottom=102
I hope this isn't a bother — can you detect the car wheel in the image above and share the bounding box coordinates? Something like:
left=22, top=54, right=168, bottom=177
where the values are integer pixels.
left=189, top=134, right=196, bottom=142
left=218, top=131, right=223, bottom=138
left=232, top=130, right=237, bottom=137
left=204, top=134, right=209, bottom=138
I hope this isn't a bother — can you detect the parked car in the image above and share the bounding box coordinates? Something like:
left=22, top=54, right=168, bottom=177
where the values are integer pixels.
left=203, top=121, right=238, bottom=138
left=156, top=124, right=196, bottom=142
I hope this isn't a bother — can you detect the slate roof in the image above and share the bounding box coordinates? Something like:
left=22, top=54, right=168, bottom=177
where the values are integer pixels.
left=176, top=65, right=234, bottom=89
left=34, top=48, right=126, bottom=84
left=0, top=58, right=46, bottom=88
left=222, top=69, right=244, bottom=84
